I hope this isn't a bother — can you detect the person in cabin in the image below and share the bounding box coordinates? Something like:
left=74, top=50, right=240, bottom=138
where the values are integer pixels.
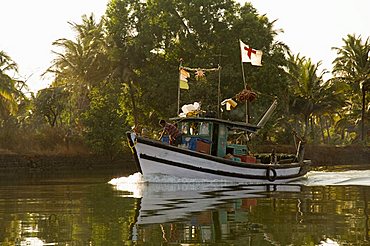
left=159, top=119, right=182, bottom=146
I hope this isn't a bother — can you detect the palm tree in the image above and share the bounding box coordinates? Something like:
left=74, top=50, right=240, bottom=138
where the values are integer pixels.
left=286, top=54, right=344, bottom=141
left=46, top=14, right=110, bottom=112
left=313, top=78, right=347, bottom=143
left=0, top=51, right=20, bottom=116
left=332, top=34, right=370, bottom=142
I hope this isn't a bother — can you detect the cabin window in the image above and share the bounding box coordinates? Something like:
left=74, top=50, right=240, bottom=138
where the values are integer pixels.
left=199, top=122, right=210, bottom=135
left=181, top=123, right=189, bottom=134
left=189, top=123, right=198, bottom=135
left=182, top=122, right=210, bottom=136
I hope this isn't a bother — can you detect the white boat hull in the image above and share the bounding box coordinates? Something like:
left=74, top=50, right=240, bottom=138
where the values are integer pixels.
left=127, top=132, right=310, bottom=183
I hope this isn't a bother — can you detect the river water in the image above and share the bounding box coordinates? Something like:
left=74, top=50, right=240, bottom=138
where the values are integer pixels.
left=1, top=167, right=370, bottom=245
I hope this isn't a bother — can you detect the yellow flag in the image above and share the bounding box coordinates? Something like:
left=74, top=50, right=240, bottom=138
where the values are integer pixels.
left=179, top=68, right=190, bottom=90
left=221, top=98, right=238, bottom=111
left=179, top=80, right=189, bottom=90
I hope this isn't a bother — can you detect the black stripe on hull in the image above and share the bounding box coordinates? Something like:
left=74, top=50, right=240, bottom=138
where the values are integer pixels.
left=140, top=153, right=307, bottom=182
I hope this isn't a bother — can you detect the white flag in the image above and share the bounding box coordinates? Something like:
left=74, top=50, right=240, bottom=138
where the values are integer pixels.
left=240, top=40, right=263, bottom=66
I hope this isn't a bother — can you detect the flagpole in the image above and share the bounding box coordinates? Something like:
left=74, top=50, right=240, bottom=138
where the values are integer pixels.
left=241, top=59, right=246, bottom=88
left=214, top=52, right=226, bottom=119
left=177, top=60, right=183, bottom=115
left=217, top=64, right=221, bottom=118
left=240, top=59, right=249, bottom=123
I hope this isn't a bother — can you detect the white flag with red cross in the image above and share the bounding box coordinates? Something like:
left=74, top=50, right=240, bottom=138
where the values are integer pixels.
left=240, top=40, right=263, bottom=66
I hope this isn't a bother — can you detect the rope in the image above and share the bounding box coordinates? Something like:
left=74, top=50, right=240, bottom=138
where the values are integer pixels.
left=180, top=65, right=221, bottom=72
left=127, top=137, right=137, bottom=154
left=254, top=89, right=278, bottom=100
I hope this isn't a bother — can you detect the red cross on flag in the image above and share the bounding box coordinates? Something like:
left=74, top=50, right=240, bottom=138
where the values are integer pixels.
left=240, top=40, right=263, bottom=66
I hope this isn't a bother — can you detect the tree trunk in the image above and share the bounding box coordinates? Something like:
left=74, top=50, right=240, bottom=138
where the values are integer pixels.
left=325, top=117, right=331, bottom=143
left=310, top=116, right=316, bottom=143
left=121, top=67, right=139, bottom=128
left=304, top=114, right=309, bottom=139
left=361, top=85, right=365, bottom=141
left=128, top=80, right=139, bottom=128
left=319, top=116, right=326, bottom=144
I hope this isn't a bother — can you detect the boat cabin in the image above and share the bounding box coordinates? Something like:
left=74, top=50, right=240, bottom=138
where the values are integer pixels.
left=164, top=117, right=260, bottom=162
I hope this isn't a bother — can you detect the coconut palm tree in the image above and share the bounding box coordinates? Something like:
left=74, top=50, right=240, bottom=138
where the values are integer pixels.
left=46, top=14, right=110, bottom=113
left=332, top=34, right=370, bottom=142
left=312, top=78, right=347, bottom=143
left=0, top=51, right=20, bottom=116
left=286, top=54, right=344, bottom=141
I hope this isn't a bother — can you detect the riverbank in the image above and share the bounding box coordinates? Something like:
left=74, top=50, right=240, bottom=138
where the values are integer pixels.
left=0, top=145, right=369, bottom=177
left=0, top=151, right=137, bottom=178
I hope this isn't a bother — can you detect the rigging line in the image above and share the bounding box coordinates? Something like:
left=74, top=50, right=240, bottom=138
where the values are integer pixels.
left=253, top=89, right=278, bottom=100
left=180, top=65, right=220, bottom=72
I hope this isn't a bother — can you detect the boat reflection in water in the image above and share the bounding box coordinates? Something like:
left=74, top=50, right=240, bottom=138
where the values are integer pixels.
left=110, top=170, right=370, bottom=245
left=110, top=172, right=303, bottom=244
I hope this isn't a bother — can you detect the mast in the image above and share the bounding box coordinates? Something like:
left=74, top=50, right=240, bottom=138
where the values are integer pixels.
left=249, top=98, right=278, bottom=139
left=216, top=52, right=226, bottom=118
left=217, top=64, right=221, bottom=118
left=256, top=98, right=278, bottom=128
left=177, top=60, right=183, bottom=115
left=240, top=57, right=249, bottom=123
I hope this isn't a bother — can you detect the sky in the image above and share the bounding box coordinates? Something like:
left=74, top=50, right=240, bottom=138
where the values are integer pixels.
left=246, top=0, right=370, bottom=78
left=0, top=0, right=108, bottom=93
left=0, top=0, right=369, bottom=93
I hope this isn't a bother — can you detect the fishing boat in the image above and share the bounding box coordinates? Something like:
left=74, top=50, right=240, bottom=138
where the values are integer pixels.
left=127, top=50, right=311, bottom=183
left=126, top=101, right=310, bottom=183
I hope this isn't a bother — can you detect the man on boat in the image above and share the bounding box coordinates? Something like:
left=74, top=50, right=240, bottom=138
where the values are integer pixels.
left=159, top=119, right=182, bottom=146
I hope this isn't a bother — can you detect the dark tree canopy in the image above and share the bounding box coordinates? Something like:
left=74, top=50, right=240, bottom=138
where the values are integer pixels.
left=0, top=1, right=368, bottom=155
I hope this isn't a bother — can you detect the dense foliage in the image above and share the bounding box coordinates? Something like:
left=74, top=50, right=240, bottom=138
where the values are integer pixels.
left=0, top=0, right=368, bottom=156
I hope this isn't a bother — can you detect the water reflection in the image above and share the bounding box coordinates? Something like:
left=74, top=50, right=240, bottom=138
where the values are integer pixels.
left=111, top=171, right=370, bottom=245
left=0, top=170, right=370, bottom=245
left=124, top=182, right=303, bottom=244
left=112, top=180, right=301, bottom=225
left=0, top=175, right=137, bottom=245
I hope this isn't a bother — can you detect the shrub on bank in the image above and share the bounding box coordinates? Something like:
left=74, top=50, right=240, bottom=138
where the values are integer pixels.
left=0, top=125, right=89, bottom=155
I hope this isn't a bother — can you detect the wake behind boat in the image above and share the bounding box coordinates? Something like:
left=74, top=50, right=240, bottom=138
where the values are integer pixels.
left=127, top=115, right=310, bottom=183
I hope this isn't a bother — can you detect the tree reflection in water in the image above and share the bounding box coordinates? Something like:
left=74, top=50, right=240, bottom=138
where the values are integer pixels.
left=0, top=171, right=369, bottom=245
left=128, top=184, right=369, bottom=245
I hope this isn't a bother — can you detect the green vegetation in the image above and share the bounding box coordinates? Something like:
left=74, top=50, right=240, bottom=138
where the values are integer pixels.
left=0, top=0, right=369, bottom=157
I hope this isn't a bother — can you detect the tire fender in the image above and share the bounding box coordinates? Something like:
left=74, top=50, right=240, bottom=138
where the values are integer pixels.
left=266, top=166, right=277, bottom=182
